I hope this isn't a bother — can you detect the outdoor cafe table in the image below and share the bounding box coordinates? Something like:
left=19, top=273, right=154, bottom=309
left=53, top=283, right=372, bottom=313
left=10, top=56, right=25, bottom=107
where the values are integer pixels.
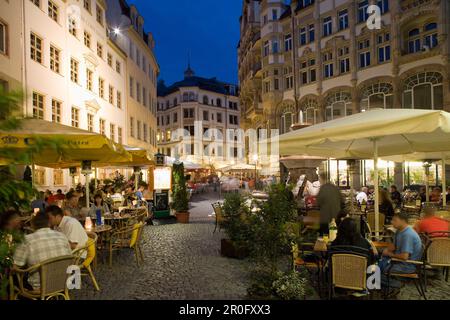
left=86, top=224, right=113, bottom=265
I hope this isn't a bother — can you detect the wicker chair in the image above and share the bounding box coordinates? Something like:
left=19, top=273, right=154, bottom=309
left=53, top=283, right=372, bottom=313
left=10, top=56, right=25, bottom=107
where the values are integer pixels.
left=329, top=251, right=369, bottom=300
left=108, top=222, right=145, bottom=267
left=424, top=232, right=450, bottom=284
left=212, top=203, right=224, bottom=234
left=292, top=242, right=325, bottom=297
left=73, top=232, right=100, bottom=291
left=9, top=255, right=74, bottom=300
left=366, top=212, right=386, bottom=238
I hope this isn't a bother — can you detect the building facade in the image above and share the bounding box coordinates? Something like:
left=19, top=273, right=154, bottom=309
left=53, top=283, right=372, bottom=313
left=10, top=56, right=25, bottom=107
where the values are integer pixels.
left=106, top=0, right=159, bottom=153
left=238, top=0, right=450, bottom=187
left=157, top=66, right=241, bottom=169
left=0, top=0, right=159, bottom=190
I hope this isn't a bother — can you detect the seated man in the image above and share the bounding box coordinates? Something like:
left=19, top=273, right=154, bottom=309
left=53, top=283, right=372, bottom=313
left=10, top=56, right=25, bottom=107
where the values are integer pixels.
left=356, top=187, right=369, bottom=205
left=414, top=206, right=449, bottom=237
left=63, top=191, right=85, bottom=221
left=13, top=211, right=72, bottom=290
left=379, top=212, right=423, bottom=288
left=47, top=205, right=88, bottom=253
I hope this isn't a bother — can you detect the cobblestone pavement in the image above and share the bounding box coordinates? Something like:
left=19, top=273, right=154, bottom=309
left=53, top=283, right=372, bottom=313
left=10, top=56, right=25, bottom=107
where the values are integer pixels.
left=73, top=190, right=450, bottom=300
left=73, top=191, right=250, bottom=300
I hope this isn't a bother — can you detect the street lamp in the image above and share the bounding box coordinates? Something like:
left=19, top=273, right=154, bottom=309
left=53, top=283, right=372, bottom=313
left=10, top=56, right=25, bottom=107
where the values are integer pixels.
left=252, top=154, right=259, bottom=189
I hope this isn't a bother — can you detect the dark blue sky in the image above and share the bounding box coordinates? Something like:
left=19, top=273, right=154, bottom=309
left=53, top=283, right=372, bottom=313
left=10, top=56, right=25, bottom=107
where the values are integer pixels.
left=128, top=0, right=242, bottom=85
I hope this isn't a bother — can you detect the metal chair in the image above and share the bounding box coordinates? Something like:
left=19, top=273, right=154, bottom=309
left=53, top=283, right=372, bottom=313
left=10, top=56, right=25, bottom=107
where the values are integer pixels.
left=9, top=255, right=74, bottom=300
left=73, top=232, right=100, bottom=291
left=212, top=203, right=224, bottom=234
left=108, top=222, right=145, bottom=267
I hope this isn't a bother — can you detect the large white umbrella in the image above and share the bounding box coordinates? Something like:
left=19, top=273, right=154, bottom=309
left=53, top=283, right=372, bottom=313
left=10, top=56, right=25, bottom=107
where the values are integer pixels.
left=277, top=109, right=450, bottom=234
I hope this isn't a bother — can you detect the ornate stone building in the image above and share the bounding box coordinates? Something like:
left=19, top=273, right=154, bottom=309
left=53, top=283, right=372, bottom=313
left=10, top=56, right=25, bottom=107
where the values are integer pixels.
left=238, top=0, right=450, bottom=186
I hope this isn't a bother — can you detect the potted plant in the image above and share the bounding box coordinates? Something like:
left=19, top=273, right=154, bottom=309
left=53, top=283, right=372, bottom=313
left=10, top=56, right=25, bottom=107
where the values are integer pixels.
left=171, top=162, right=190, bottom=223
left=220, top=193, right=251, bottom=259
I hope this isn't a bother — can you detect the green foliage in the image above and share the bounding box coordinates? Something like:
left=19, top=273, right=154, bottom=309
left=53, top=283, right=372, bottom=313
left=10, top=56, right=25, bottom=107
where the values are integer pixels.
left=0, top=231, right=23, bottom=298
left=171, top=163, right=189, bottom=212
left=221, top=193, right=251, bottom=250
left=272, top=270, right=312, bottom=300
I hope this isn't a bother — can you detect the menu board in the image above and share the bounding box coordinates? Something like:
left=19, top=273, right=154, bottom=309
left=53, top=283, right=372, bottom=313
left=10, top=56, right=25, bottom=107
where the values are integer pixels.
left=153, top=167, right=172, bottom=190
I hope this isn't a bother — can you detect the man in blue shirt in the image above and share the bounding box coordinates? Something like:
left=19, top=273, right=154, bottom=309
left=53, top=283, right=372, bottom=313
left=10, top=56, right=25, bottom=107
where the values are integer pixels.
left=379, top=212, right=423, bottom=289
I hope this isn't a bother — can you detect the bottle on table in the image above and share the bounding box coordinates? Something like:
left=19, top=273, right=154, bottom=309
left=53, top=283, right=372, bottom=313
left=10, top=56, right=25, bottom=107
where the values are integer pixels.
left=329, top=218, right=338, bottom=242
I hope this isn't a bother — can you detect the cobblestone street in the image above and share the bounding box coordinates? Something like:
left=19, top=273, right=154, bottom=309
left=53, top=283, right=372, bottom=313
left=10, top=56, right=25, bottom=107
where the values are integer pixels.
left=73, top=191, right=450, bottom=301
left=73, top=191, right=251, bottom=300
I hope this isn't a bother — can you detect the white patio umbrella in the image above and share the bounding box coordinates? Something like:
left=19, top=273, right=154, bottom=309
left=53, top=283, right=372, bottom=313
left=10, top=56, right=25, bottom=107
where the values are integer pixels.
left=277, top=109, right=450, bottom=234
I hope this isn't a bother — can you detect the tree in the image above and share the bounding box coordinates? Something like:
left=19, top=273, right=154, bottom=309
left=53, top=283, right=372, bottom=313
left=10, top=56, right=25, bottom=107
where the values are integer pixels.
left=171, top=163, right=189, bottom=212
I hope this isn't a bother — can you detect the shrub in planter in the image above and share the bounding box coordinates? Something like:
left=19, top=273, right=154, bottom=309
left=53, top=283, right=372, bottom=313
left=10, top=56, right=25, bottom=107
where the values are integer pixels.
left=272, top=270, right=313, bottom=300
left=171, top=162, right=190, bottom=223
left=220, top=193, right=251, bottom=259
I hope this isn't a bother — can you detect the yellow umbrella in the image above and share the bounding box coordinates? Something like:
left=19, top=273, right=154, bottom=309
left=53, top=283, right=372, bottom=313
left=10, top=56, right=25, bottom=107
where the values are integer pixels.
left=276, top=109, right=450, bottom=235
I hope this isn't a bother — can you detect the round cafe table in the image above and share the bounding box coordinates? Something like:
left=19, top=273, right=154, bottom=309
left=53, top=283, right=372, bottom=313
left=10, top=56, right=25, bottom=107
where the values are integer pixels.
left=86, top=224, right=113, bottom=266
left=103, top=214, right=133, bottom=229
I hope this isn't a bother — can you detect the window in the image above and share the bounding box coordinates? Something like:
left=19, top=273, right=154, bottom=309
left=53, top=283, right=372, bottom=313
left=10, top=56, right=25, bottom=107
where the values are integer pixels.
left=136, top=83, right=141, bottom=102
left=377, top=0, right=389, bottom=14
left=340, top=58, right=350, bottom=74
left=378, top=45, right=391, bottom=63
left=117, top=91, right=122, bottom=109
left=217, top=98, right=222, bottom=107
left=0, top=21, right=7, bottom=55
left=118, top=127, right=123, bottom=144
left=53, top=169, right=64, bottom=186
left=323, top=52, right=333, bottom=78
left=143, top=124, right=148, bottom=142
left=116, top=61, right=121, bottom=74
left=300, top=27, right=307, bottom=46
left=143, top=87, right=147, bottom=106
left=48, top=1, right=58, bottom=22
left=30, top=0, right=40, bottom=8
left=229, top=115, right=239, bottom=125
left=302, top=99, right=319, bottom=125
left=32, top=92, right=44, bottom=119
left=323, top=17, right=332, bottom=37
left=99, top=119, right=106, bottom=136
left=130, top=117, right=135, bottom=137
left=51, top=99, right=61, bottom=123
left=173, top=112, right=178, bottom=123
left=358, top=0, right=369, bottom=23
left=97, top=43, right=103, bottom=58
left=107, top=53, right=113, bottom=67
left=109, top=85, right=114, bottom=104
left=110, top=124, right=115, bottom=142
left=424, top=23, right=438, bottom=49
left=272, top=41, right=279, bottom=54
left=30, top=33, right=42, bottom=63
left=284, top=34, right=292, bottom=51
left=98, top=78, right=104, bottom=98
left=50, top=45, right=60, bottom=73
left=272, top=9, right=278, bottom=21
left=203, top=111, right=209, bottom=121
left=217, top=113, right=222, bottom=123
left=86, top=69, right=93, bottom=91
left=263, top=41, right=270, bottom=57
left=280, top=111, right=295, bottom=134
left=338, top=10, right=348, bottom=30
left=137, top=121, right=142, bottom=140
left=285, top=76, right=294, bottom=90
left=183, top=108, right=195, bottom=119
left=325, top=92, right=352, bottom=121
left=359, top=51, right=371, bottom=68
left=403, top=72, right=443, bottom=110
left=264, top=81, right=270, bottom=93
left=308, top=24, right=315, bottom=42
left=84, top=31, right=91, bottom=48
left=360, top=83, right=394, bottom=110
left=96, top=5, right=104, bottom=26
left=83, top=0, right=91, bottom=13
left=70, top=58, right=78, bottom=83
left=129, top=77, right=134, bottom=98
left=87, top=113, right=94, bottom=132
left=71, top=107, right=79, bottom=128
left=69, top=17, right=77, bottom=37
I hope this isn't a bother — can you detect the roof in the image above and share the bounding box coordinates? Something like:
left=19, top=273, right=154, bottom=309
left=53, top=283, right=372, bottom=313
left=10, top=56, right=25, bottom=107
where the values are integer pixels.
left=279, top=0, right=315, bottom=20
left=118, top=0, right=151, bottom=47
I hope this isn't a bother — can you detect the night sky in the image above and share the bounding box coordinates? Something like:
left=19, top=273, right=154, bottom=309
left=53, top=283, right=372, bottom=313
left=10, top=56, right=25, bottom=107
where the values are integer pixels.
left=127, top=0, right=242, bottom=86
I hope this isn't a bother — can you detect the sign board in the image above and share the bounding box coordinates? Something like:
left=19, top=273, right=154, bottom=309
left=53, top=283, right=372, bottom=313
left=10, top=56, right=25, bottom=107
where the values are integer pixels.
left=154, top=190, right=170, bottom=218
left=154, top=167, right=172, bottom=190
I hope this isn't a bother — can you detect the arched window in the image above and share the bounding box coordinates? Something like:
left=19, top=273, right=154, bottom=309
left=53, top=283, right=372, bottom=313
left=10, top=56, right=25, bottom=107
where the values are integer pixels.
left=301, top=98, right=319, bottom=125
left=216, top=98, right=222, bottom=107
left=182, top=92, right=189, bottom=102
left=280, top=104, right=296, bottom=134
left=325, top=91, right=352, bottom=121
left=403, top=72, right=443, bottom=110
left=360, top=83, right=394, bottom=110
left=203, top=95, right=209, bottom=105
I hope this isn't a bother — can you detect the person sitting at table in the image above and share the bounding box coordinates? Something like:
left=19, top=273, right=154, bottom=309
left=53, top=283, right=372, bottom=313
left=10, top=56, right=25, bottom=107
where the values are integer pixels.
left=47, top=189, right=65, bottom=204
left=136, top=184, right=146, bottom=202
left=356, top=187, right=369, bottom=205
left=13, top=211, right=72, bottom=290
left=379, top=189, right=395, bottom=224
left=89, top=193, right=110, bottom=219
left=430, top=187, right=442, bottom=203
left=63, top=191, right=85, bottom=221
left=414, top=206, right=449, bottom=237
left=419, top=187, right=427, bottom=203
left=378, top=212, right=423, bottom=289
left=110, top=188, right=125, bottom=205
left=31, top=191, right=48, bottom=213
left=317, top=174, right=342, bottom=235
left=331, top=217, right=376, bottom=264
left=47, top=205, right=88, bottom=253
left=0, top=210, right=22, bottom=232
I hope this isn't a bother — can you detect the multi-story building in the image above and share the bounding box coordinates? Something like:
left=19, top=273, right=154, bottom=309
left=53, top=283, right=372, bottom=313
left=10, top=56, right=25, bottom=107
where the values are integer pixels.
left=239, top=0, right=450, bottom=188
left=157, top=65, right=241, bottom=169
left=0, top=0, right=128, bottom=188
left=106, top=0, right=159, bottom=153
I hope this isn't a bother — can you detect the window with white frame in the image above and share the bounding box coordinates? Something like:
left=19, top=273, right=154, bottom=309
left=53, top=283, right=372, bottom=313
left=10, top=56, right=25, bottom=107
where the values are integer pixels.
left=48, top=1, right=58, bottom=22
left=50, top=45, right=60, bottom=73
left=360, top=83, right=394, bottom=111
left=280, top=106, right=295, bottom=134
left=302, top=98, right=319, bottom=125
left=284, top=34, right=292, bottom=52
left=0, top=21, right=7, bottom=55
left=338, top=9, right=348, bottom=30
left=71, top=107, right=79, bottom=128
left=32, top=92, right=44, bottom=119
left=30, top=32, right=43, bottom=63
left=323, top=16, right=332, bottom=37
left=325, top=91, right=352, bottom=121
left=377, top=32, right=391, bottom=63
left=51, top=99, right=61, bottom=123
left=403, top=72, right=443, bottom=110
left=358, top=0, right=369, bottom=23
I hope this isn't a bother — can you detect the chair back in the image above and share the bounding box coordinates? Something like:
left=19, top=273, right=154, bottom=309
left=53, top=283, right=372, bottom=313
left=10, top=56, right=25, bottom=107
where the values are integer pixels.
left=130, top=222, right=145, bottom=248
left=426, top=237, right=450, bottom=267
left=40, top=255, right=74, bottom=298
left=367, top=212, right=385, bottom=233
left=306, top=210, right=320, bottom=219
left=330, top=253, right=368, bottom=291
left=212, top=203, right=224, bottom=223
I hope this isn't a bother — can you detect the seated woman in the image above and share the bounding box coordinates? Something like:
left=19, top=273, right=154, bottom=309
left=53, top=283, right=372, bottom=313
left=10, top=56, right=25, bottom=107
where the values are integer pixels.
left=89, top=193, right=110, bottom=219
left=331, top=217, right=377, bottom=264
left=379, top=189, right=395, bottom=224
left=0, top=210, right=22, bottom=232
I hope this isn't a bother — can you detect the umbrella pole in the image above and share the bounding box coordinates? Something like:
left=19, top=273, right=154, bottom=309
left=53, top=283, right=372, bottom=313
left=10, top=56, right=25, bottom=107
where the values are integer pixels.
left=373, top=139, right=380, bottom=238
left=85, top=173, right=90, bottom=209
left=94, top=167, right=98, bottom=191
left=443, top=159, right=447, bottom=207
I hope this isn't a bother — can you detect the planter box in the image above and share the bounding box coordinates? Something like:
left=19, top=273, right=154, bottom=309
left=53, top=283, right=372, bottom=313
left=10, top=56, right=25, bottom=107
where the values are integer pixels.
left=221, top=239, right=248, bottom=259
left=176, top=211, right=190, bottom=224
